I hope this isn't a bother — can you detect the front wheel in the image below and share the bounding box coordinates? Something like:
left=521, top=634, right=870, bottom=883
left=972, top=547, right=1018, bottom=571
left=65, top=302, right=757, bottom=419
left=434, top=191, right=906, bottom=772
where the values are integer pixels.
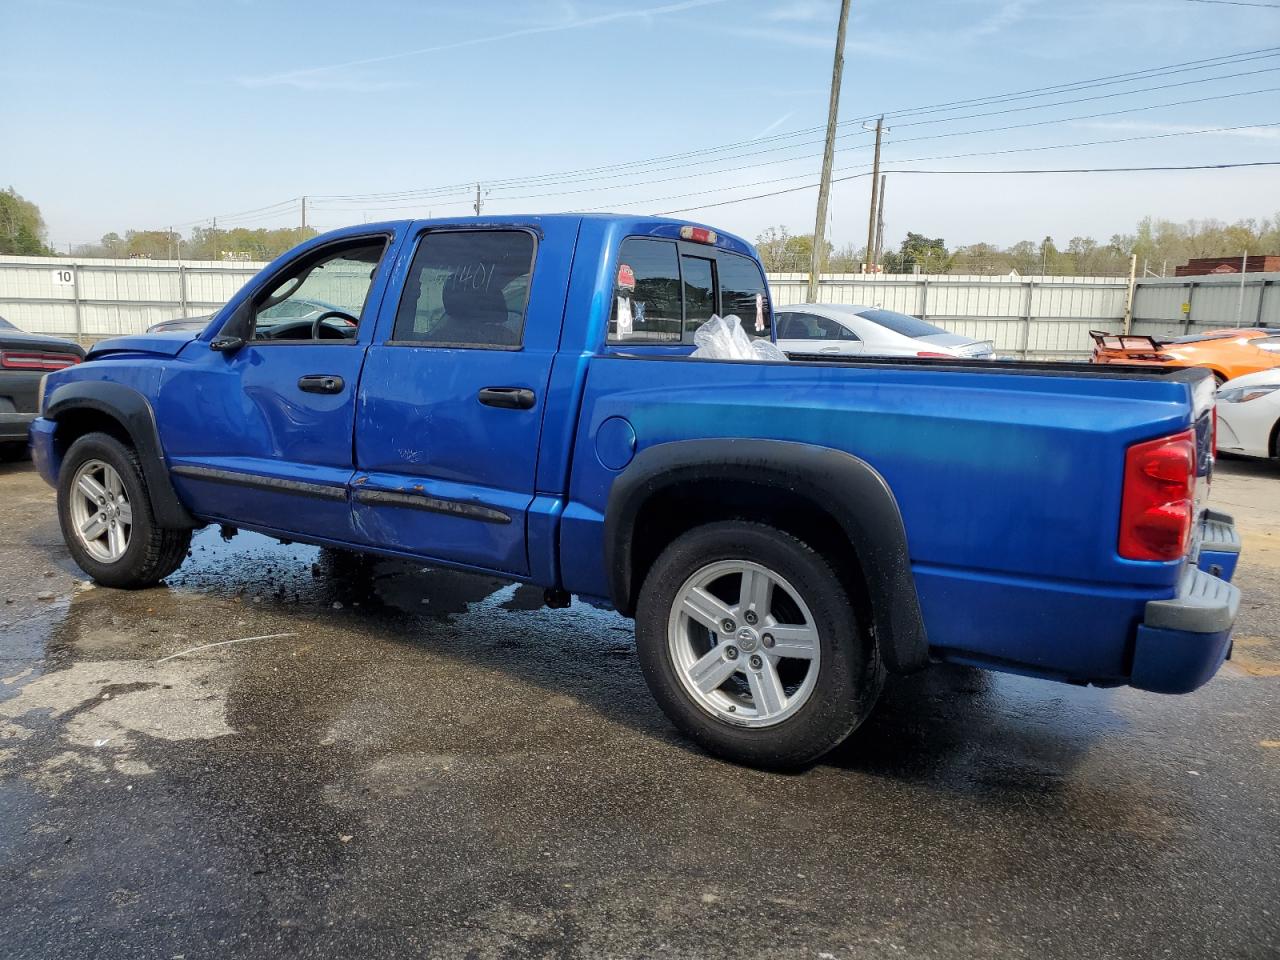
left=635, top=521, right=883, bottom=770
left=57, top=432, right=191, bottom=588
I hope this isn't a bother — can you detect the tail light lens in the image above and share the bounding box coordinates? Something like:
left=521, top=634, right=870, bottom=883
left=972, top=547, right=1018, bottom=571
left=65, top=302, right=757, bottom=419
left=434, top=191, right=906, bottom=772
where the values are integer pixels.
left=0, top=351, right=81, bottom=371
left=916, top=351, right=955, bottom=359
left=1119, top=429, right=1195, bottom=561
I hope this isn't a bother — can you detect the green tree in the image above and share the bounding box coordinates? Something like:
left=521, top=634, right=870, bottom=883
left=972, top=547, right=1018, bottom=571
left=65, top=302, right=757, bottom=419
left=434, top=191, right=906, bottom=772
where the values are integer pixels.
left=753, top=226, right=833, bottom=273
left=0, top=188, right=55, bottom=256
left=885, top=232, right=950, bottom=273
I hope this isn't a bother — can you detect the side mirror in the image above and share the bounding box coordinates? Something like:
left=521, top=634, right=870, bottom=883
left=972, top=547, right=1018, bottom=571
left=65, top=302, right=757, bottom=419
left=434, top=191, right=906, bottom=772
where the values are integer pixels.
left=209, top=301, right=253, bottom=352
left=210, top=335, right=245, bottom=353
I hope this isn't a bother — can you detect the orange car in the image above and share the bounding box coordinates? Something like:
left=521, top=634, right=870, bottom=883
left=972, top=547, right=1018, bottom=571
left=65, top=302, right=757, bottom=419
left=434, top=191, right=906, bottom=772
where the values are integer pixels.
left=1090, top=327, right=1280, bottom=383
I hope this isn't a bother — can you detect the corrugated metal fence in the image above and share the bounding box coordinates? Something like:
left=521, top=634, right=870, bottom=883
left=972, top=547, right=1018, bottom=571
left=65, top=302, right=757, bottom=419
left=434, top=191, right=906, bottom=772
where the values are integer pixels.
left=2, top=255, right=1277, bottom=359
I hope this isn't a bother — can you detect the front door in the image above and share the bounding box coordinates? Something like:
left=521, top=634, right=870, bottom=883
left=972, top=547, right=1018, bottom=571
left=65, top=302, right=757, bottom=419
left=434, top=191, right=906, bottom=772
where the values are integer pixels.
left=352, top=224, right=565, bottom=576
left=158, top=235, right=395, bottom=542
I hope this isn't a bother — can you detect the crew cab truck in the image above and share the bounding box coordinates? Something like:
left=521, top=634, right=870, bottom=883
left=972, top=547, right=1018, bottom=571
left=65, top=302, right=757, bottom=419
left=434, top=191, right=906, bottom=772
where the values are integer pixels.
left=29, top=215, right=1242, bottom=769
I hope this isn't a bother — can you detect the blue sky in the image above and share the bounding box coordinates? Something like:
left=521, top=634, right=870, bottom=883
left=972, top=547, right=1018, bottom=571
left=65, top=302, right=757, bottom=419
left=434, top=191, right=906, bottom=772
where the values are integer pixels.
left=3, top=0, right=1278, bottom=252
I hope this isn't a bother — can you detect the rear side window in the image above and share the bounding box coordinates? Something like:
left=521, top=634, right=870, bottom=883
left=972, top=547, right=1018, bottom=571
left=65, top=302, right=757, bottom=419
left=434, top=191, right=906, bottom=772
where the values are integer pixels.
left=392, top=230, right=535, bottom=348
left=858, top=308, right=948, bottom=339
left=610, top=238, right=772, bottom=344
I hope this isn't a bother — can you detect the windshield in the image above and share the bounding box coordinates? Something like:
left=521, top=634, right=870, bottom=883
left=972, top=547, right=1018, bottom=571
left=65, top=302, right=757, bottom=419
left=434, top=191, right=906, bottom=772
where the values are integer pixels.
left=858, top=308, right=950, bottom=339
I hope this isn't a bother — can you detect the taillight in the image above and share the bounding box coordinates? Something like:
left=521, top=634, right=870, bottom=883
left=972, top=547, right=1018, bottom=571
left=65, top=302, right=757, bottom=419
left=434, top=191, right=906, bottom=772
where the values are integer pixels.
left=1119, top=429, right=1195, bottom=561
left=0, top=351, right=81, bottom=371
left=916, top=351, right=954, bottom=359
left=678, top=225, right=717, bottom=244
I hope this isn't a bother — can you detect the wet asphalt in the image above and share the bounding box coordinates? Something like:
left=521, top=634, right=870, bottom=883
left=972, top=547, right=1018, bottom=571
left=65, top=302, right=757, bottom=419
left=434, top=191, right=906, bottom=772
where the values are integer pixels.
left=1, top=456, right=1278, bottom=960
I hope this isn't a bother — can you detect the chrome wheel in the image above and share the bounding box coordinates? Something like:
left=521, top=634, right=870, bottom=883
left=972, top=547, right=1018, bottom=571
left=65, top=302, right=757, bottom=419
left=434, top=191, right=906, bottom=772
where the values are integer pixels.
left=667, top=560, right=821, bottom=727
left=68, top=459, right=132, bottom=563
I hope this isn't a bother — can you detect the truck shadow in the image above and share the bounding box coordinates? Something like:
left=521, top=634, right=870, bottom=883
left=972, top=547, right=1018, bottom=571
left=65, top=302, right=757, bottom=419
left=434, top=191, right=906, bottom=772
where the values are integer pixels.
left=34, top=525, right=1129, bottom=797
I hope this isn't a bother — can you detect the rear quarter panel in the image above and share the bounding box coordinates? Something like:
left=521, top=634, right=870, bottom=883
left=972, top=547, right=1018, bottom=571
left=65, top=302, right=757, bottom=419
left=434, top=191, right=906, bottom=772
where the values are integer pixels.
left=562, top=357, right=1196, bottom=683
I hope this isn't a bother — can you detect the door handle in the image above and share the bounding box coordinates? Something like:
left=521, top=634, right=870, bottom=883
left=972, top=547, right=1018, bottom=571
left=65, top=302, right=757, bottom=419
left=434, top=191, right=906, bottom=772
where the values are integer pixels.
left=478, top=386, right=536, bottom=410
left=298, top=374, right=345, bottom=395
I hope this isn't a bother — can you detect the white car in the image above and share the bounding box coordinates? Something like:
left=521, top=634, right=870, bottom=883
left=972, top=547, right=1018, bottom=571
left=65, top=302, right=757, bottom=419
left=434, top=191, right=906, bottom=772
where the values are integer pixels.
left=775, top=303, right=994, bottom=359
left=1216, top=369, right=1280, bottom=460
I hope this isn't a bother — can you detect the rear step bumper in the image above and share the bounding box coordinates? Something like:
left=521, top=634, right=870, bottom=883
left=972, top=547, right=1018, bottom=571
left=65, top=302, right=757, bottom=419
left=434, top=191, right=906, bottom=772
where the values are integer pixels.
left=1195, top=509, right=1242, bottom=582
left=1131, top=512, right=1241, bottom=694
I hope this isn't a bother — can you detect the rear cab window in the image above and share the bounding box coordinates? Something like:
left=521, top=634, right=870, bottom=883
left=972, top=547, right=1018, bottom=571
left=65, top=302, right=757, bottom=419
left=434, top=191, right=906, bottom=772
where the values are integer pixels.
left=609, top=236, right=771, bottom=346
left=858, top=308, right=948, bottom=339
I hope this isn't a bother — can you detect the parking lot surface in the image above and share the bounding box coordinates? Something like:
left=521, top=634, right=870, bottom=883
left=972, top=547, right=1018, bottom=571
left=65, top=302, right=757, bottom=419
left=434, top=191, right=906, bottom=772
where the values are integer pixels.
left=1, top=456, right=1278, bottom=959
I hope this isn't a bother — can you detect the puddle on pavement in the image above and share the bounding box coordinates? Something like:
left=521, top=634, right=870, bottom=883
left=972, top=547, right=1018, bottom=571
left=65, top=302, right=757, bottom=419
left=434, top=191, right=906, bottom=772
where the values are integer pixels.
left=0, top=524, right=639, bottom=796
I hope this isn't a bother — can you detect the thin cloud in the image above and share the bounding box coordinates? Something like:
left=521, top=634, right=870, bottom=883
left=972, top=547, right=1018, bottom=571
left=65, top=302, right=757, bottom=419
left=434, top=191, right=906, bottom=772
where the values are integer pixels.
left=764, top=1, right=831, bottom=22
left=755, top=111, right=796, bottom=138
left=1079, top=120, right=1280, bottom=140
left=241, top=0, right=729, bottom=89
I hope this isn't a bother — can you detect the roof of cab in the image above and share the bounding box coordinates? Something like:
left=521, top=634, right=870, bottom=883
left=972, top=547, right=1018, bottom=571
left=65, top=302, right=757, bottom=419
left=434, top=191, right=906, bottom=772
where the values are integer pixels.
left=329, top=213, right=758, bottom=259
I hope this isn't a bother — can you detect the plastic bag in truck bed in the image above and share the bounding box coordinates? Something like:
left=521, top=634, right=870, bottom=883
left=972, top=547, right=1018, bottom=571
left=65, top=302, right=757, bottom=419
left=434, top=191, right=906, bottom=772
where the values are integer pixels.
left=691, top=314, right=789, bottom=363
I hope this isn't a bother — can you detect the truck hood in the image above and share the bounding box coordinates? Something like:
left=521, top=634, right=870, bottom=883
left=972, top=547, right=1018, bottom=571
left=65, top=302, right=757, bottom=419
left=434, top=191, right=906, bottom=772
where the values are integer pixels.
left=87, top=331, right=198, bottom=359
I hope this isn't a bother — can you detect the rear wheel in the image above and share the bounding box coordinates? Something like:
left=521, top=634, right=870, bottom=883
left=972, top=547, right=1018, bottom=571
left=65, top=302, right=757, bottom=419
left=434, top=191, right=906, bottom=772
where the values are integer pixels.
left=57, top=432, right=190, bottom=588
left=636, top=521, right=882, bottom=770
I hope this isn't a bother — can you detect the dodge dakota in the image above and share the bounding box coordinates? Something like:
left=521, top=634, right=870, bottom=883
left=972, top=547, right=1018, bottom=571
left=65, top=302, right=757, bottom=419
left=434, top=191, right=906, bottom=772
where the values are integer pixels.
left=29, top=215, right=1242, bottom=768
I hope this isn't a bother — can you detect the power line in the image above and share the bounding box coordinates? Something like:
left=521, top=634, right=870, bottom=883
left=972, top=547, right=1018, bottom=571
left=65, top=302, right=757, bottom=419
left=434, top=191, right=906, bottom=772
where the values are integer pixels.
left=309, top=89, right=1280, bottom=215
left=1179, top=0, right=1280, bottom=8
left=148, top=46, right=1280, bottom=233
left=653, top=162, right=1280, bottom=216
left=309, top=46, right=1280, bottom=203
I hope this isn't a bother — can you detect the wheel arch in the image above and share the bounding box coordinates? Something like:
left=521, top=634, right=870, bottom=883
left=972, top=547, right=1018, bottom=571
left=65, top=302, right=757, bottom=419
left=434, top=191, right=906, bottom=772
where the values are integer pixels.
left=604, top=439, right=929, bottom=674
left=45, top=381, right=198, bottom=529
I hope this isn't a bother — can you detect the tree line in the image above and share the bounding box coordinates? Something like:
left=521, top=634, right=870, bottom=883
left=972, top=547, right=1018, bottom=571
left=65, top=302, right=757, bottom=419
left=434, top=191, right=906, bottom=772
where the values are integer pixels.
left=3, top=185, right=1277, bottom=275
left=755, top=215, right=1280, bottom=277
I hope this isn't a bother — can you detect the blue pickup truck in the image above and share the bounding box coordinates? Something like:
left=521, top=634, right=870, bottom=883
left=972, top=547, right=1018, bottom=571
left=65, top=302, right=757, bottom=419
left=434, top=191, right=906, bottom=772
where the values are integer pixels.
left=29, top=215, right=1242, bottom=768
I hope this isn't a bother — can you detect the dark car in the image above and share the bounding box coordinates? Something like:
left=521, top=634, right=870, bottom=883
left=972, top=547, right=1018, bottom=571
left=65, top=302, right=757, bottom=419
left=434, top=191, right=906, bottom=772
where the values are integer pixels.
left=146, top=314, right=213, bottom=334
left=0, top=316, right=84, bottom=456
left=145, top=298, right=345, bottom=336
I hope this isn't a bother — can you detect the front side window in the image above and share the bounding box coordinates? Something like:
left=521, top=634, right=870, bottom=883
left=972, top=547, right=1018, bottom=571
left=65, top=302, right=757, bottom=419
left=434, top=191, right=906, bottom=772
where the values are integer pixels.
left=253, top=241, right=385, bottom=341
left=392, top=230, right=535, bottom=347
left=777, top=312, right=859, bottom=341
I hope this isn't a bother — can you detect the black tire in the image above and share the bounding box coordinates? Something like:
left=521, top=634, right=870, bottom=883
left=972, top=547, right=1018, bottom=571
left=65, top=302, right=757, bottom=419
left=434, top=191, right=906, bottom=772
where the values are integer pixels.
left=57, top=432, right=191, bottom=588
left=635, top=521, right=883, bottom=770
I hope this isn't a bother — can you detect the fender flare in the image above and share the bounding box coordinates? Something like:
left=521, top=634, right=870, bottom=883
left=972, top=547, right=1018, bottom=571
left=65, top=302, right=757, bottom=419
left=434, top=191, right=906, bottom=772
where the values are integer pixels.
left=45, top=381, right=199, bottom=529
left=604, top=439, right=929, bottom=674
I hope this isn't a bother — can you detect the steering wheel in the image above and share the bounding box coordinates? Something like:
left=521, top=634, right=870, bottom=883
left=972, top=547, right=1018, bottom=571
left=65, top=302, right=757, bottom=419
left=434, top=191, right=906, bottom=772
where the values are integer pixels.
left=310, top=310, right=360, bottom=340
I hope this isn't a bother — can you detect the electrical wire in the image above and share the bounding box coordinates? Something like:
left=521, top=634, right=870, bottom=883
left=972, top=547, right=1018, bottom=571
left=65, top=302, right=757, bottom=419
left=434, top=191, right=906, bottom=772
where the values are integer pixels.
left=653, top=162, right=1280, bottom=216
left=310, top=47, right=1280, bottom=202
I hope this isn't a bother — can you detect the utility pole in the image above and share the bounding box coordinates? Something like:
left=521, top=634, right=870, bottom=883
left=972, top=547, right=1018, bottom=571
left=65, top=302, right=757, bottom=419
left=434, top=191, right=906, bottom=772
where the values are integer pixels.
left=1236, top=250, right=1248, bottom=326
left=864, top=117, right=885, bottom=273
left=473, top=183, right=483, bottom=216
left=300, top=196, right=307, bottom=240
left=211, top=217, right=218, bottom=262
left=807, top=0, right=851, bottom=302
left=1123, top=253, right=1138, bottom=334
left=873, top=175, right=886, bottom=266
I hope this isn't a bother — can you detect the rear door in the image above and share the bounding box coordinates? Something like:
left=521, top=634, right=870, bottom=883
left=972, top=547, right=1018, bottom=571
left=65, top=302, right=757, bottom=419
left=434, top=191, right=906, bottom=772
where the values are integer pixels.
left=351, top=221, right=573, bottom=576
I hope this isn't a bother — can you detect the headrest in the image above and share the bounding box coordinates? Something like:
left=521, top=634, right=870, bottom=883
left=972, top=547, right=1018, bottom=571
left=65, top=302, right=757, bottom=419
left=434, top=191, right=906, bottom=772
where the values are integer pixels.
left=442, top=279, right=507, bottom=325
